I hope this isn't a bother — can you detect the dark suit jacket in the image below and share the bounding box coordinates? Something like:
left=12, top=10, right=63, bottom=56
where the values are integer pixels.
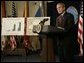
left=56, top=12, right=75, bottom=39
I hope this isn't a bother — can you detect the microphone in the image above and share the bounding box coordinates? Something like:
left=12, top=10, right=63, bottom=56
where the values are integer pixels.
left=39, top=18, right=49, bottom=25
left=43, top=18, right=49, bottom=22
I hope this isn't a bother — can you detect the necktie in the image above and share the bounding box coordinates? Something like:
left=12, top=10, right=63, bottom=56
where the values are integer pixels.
left=56, top=15, right=64, bottom=28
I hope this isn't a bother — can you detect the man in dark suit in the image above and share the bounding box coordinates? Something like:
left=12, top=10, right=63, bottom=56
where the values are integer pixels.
left=56, top=2, right=75, bottom=62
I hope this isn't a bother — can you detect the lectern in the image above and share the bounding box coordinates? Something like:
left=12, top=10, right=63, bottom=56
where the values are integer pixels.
left=33, top=25, right=64, bottom=62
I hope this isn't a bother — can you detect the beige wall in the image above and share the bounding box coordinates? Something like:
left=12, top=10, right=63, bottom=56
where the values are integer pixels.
left=5, top=1, right=25, bottom=17
left=5, top=1, right=42, bottom=17
left=29, top=1, right=41, bottom=17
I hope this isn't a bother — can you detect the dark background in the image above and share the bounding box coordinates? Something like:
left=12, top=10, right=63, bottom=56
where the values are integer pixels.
left=47, top=1, right=81, bottom=55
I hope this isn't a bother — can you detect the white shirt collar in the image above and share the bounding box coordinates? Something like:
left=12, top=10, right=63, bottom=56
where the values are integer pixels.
left=61, top=11, right=66, bottom=16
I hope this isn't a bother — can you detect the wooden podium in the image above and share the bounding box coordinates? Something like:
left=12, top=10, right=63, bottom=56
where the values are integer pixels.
left=35, top=25, right=64, bottom=62
left=40, top=35, right=55, bottom=62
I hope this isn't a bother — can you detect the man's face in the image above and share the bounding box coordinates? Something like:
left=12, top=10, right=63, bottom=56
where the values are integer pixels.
left=56, top=4, right=65, bottom=14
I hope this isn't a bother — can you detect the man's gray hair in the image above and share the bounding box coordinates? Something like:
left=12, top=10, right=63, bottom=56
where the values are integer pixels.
left=57, top=2, right=65, bottom=7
